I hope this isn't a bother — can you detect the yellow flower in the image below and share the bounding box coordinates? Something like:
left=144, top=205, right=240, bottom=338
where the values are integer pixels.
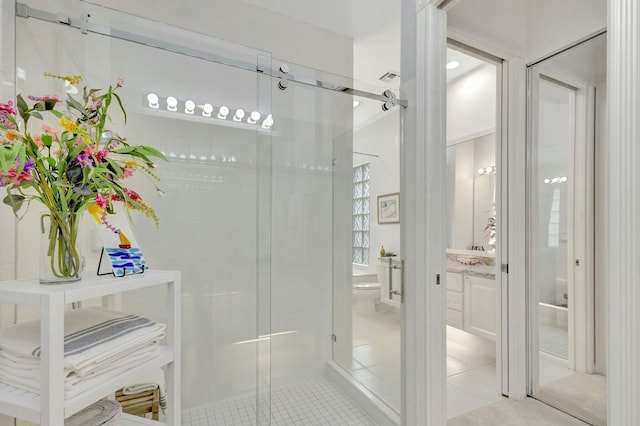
left=43, top=72, right=83, bottom=85
left=60, top=117, right=79, bottom=134
left=64, top=75, right=83, bottom=85
left=124, top=160, right=138, bottom=168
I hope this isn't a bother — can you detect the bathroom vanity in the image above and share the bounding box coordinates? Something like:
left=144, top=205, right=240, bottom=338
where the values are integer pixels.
left=446, top=249, right=497, bottom=341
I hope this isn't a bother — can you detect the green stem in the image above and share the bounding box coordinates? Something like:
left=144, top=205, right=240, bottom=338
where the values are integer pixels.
left=42, top=212, right=81, bottom=279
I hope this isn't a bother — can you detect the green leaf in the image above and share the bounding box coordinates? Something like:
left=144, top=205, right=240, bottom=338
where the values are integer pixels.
left=50, top=110, right=63, bottom=119
left=105, top=157, right=123, bottom=176
left=42, top=134, right=53, bottom=148
left=45, top=157, right=56, bottom=168
left=16, top=94, right=28, bottom=112
left=30, top=111, right=43, bottom=120
left=66, top=96, right=88, bottom=118
left=112, top=92, right=127, bottom=124
left=3, top=193, right=25, bottom=213
left=139, top=146, right=167, bottom=160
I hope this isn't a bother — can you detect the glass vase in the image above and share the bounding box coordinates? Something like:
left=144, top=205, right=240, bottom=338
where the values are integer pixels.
left=39, top=211, right=83, bottom=284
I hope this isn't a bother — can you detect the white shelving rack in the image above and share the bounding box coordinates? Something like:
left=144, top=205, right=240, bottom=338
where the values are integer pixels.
left=0, top=270, right=181, bottom=425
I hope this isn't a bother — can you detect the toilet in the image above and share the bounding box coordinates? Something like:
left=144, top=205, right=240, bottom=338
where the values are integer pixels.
left=352, top=282, right=382, bottom=314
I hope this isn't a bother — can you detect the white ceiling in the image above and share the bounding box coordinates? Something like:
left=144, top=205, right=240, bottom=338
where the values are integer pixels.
left=242, top=0, right=487, bottom=128
left=242, top=0, right=485, bottom=89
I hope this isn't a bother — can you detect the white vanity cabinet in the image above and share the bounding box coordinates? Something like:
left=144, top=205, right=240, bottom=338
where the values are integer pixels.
left=0, top=270, right=181, bottom=426
left=446, top=271, right=497, bottom=341
left=463, top=275, right=497, bottom=341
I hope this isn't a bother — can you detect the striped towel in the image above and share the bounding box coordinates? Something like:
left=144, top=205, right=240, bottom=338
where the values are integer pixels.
left=0, top=307, right=165, bottom=375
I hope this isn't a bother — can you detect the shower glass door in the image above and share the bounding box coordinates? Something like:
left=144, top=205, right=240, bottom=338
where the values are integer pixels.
left=15, top=1, right=274, bottom=423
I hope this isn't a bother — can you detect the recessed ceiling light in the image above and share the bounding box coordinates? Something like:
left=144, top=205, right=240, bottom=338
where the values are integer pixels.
left=446, top=61, right=460, bottom=70
left=353, top=101, right=360, bottom=108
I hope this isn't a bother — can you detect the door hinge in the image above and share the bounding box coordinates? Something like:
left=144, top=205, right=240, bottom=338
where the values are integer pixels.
left=332, top=334, right=337, bottom=342
left=501, top=264, right=509, bottom=273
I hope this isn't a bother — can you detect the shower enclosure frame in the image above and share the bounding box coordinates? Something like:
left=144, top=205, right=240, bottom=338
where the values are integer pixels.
left=7, top=1, right=409, bottom=424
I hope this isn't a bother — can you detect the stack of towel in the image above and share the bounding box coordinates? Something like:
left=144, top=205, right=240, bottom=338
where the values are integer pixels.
left=0, top=307, right=166, bottom=399
left=66, top=400, right=122, bottom=426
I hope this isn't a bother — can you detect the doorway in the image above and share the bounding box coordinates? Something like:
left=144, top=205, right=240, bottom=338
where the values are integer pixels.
left=527, top=32, right=607, bottom=426
left=445, top=41, right=506, bottom=419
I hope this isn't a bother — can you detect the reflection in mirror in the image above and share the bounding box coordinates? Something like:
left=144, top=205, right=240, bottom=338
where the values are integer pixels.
left=445, top=43, right=502, bottom=420
left=446, top=132, right=496, bottom=251
left=527, top=32, right=607, bottom=426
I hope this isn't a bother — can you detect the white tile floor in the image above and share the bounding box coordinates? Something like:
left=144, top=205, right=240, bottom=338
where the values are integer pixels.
left=349, top=307, right=504, bottom=418
left=539, top=324, right=569, bottom=359
left=181, top=377, right=374, bottom=426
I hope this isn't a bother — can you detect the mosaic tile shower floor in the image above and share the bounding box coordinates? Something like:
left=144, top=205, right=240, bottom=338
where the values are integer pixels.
left=182, top=377, right=375, bottom=426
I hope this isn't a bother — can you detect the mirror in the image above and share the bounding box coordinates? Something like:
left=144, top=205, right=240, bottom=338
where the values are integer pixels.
left=527, top=32, right=606, bottom=425
left=446, top=132, right=496, bottom=251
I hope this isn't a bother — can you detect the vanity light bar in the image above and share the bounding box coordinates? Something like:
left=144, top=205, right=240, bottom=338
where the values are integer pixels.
left=145, top=93, right=274, bottom=129
left=477, top=166, right=496, bottom=175
left=543, top=176, right=568, bottom=184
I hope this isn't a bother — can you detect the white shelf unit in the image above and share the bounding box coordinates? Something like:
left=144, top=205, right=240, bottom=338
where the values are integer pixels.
left=0, top=270, right=181, bottom=425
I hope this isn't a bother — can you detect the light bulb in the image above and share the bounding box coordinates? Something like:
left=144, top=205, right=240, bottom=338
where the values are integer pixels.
left=560, top=176, right=567, bottom=182
left=478, top=168, right=485, bottom=175
left=166, top=96, right=178, bottom=111
left=248, top=111, right=261, bottom=124
left=544, top=178, right=551, bottom=184
left=262, top=114, right=274, bottom=129
left=552, top=177, right=559, bottom=183
left=233, top=108, right=245, bottom=122
left=185, top=100, right=195, bottom=114
left=486, top=166, right=493, bottom=174
left=203, top=103, right=213, bottom=117
left=217, top=106, right=229, bottom=119
left=446, top=61, right=460, bottom=70
left=147, top=93, right=159, bottom=108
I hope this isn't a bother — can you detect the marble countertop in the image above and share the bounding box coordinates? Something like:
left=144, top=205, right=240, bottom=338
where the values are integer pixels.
left=446, top=259, right=497, bottom=278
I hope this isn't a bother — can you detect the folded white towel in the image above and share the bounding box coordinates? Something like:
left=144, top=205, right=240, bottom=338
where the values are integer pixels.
left=0, top=307, right=167, bottom=400
left=0, top=352, right=159, bottom=399
left=0, top=307, right=165, bottom=373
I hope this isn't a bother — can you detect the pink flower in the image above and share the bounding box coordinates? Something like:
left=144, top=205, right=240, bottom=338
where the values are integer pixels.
left=41, top=124, right=60, bottom=138
left=28, top=94, right=60, bottom=102
left=32, top=135, right=44, bottom=148
left=95, top=193, right=107, bottom=209
left=0, top=101, right=17, bottom=115
left=124, top=188, right=139, bottom=200
left=116, top=75, right=126, bottom=87
left=123, top=167, right=134, bottom=178
left=95, top=150, right=108, bottom=162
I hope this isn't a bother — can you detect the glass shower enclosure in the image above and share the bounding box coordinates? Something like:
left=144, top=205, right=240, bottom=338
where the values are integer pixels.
left=12, top=1, right=394, bottom=424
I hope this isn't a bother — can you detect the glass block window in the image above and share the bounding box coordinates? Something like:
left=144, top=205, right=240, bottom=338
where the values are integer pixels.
left=353, top=163, right=370, bottom=265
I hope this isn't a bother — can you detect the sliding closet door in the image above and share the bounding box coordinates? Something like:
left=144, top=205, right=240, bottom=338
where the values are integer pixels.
left=527, top=33, right=605, bottom=425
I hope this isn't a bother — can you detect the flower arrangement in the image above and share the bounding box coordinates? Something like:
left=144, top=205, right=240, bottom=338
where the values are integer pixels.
left=0, top=73, right=166, bottom=282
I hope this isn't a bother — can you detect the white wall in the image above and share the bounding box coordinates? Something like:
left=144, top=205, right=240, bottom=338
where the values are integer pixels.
left=353, top=110, right=400, bottom=274
left=447, top=63, right=496, bottom=143
left=82, top=0, right=353, bottom=78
